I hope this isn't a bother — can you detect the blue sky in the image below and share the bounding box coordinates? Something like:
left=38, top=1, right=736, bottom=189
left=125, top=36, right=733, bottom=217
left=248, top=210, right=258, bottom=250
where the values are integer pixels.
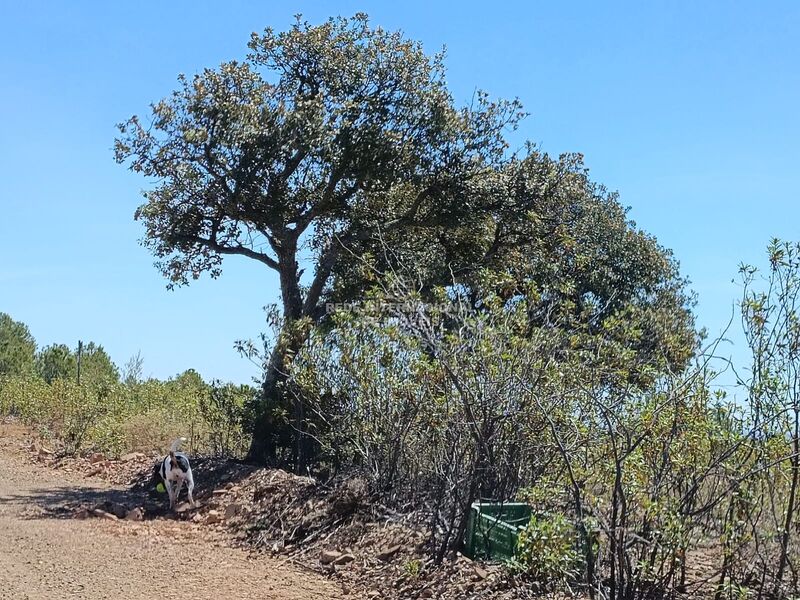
left=1, top=1, right=798, bottom=386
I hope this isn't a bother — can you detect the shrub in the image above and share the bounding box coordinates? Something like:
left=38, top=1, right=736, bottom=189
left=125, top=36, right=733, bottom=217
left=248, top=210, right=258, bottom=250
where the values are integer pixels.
left=512, top=513, right=581, bottom=583
left=198, top=382, right=252, bottom=457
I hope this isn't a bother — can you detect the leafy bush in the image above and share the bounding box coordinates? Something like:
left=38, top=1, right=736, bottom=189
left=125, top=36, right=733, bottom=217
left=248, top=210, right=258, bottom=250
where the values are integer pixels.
left=198, top=382, right=252, bottom=457
left=512, top=513, right=581, bottom=583
left=113, top=409, right=188, bottom=455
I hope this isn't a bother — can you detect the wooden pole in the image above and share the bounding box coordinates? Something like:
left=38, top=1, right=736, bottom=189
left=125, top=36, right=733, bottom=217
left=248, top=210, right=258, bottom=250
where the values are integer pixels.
left=76, top=340, right=83, bottom=385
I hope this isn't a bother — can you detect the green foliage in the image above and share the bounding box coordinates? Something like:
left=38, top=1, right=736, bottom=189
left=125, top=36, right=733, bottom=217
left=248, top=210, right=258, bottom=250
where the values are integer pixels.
left=199, top=382, right=252, bottom=456
left=736, top=239, right=800, bottom=592
left=0, top=313, right=36, bottom=378
left=79, top=342, right=119, bottom=385
left=291, top=284, right=560, bottom=495
left=335, top=150, right=697, bottom=381
left=32, top=341, right=119, bottom=387
left=0, top=375, right=118, bottom=454
left=36, top=343, right=77, bottom=383
left=512, top=513, right=581, bottom=583
left=0, top=373, right=48, bottom=418
left=286, top=274, right=761, bottom=594
left=0, top=367, right=254, bottom=458
left=0, top=317, right=254, bottom=460
left=115, top=13, right=517, bottom=293
left=403, top=559, right=422, bottom=578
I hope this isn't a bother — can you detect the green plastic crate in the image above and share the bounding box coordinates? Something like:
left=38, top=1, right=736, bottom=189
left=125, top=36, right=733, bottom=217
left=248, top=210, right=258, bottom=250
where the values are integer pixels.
left=463, top=502, right=531, bottom=560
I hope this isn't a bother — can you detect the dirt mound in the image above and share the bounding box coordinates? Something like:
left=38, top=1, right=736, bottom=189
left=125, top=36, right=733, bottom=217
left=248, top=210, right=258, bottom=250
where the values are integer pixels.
left=129, top=455, right=257, bottom=497
left=202, top=470, right=530, bottom=599
left=130, top=457, right=527, bottom=598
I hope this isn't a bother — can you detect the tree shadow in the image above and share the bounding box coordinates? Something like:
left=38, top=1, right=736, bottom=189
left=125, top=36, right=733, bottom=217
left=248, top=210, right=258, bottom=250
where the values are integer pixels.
left=0, top=482, right=149, bottom=520
left=0, top=455, right=259, bottom=522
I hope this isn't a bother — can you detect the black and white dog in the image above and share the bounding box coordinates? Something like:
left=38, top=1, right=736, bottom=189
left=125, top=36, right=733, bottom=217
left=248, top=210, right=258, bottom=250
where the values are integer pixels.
left=159, top=437, right=195, bottom=510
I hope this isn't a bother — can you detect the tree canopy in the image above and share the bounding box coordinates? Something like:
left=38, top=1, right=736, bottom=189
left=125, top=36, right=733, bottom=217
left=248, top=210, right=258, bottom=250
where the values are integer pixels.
left=332, top=150, right=696, bottom=378
left=79, top=342, right=119, bottom=385
left=115, top=14, right=520, bottom=317
left=36, top=343, right=77, bottom=383
left=0, top=312, right=36, bottom=379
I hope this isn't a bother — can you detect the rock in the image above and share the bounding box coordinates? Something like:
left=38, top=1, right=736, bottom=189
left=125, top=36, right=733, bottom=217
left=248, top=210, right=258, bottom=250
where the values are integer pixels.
left=89, top=452, right=105, bottom=464
left=204, top=510, right=222, bottom=525
left=376, top=544, right=402, bottom=562
left=74, top=508, right=90, bottom=519
left=120, top=452, right=145, bottom=462
left=224, top=503, right=241, bottom=519
left=333, top=553, right=355, bottom=566
left=125, top=507, right=145, bottom=521
left=84, top=466, right=103, bottom=478
left=175, top=502, right=193, bottom=513
left=320, top=550, right=343, bottom=564
left=474, top=565, right=489, bottom=580
left=107, top=502, right=128, bottom=519
left=90, top=508, right=118, bottom=520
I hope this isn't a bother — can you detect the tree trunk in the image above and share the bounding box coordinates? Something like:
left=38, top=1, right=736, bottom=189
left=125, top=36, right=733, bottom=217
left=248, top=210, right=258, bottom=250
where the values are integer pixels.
left=715, top=496, right=736, bottom=600
left=247, top=241, right=306, bottom=464
left=246, top=237, right=339, bottom=466
left=247, top=341, right=289, bottom=464
left=776, top=409, right=800, bottom=592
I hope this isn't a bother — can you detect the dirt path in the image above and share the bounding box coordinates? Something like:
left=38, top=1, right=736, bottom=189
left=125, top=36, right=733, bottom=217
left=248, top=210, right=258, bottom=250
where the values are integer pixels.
left=0, top=425, right=342, bottom=600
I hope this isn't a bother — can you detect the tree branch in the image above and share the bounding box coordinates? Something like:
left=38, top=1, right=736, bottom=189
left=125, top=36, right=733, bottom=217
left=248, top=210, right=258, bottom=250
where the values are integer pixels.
left=179, top=233, right=280, bottom=270
left=302, top=238, right=344, bottom=316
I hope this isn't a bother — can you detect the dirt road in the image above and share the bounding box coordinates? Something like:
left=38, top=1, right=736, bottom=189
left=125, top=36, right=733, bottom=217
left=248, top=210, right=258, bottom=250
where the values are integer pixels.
left=0, top=426, right=341, bottom=600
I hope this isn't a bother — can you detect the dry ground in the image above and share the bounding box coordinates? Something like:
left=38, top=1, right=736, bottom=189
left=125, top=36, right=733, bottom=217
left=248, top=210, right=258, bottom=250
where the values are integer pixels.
left=0, top=422, right=342, bottom=600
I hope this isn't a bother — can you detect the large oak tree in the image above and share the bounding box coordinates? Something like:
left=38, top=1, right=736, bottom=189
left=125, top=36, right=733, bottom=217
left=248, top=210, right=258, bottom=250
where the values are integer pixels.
left=116, top=14, right=522, bottom=460
left=117, top=14, right=695, bottom=462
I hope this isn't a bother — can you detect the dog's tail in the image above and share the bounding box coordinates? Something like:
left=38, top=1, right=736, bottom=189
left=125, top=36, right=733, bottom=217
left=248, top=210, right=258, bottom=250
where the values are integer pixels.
left=169, top=437, right=187, bottom=467
left=169, top=437, right=186, bottom=454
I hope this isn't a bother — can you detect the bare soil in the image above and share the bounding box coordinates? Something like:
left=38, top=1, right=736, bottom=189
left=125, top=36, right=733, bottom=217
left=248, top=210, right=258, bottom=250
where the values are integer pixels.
left=0, top=422, right=342, bottom=600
